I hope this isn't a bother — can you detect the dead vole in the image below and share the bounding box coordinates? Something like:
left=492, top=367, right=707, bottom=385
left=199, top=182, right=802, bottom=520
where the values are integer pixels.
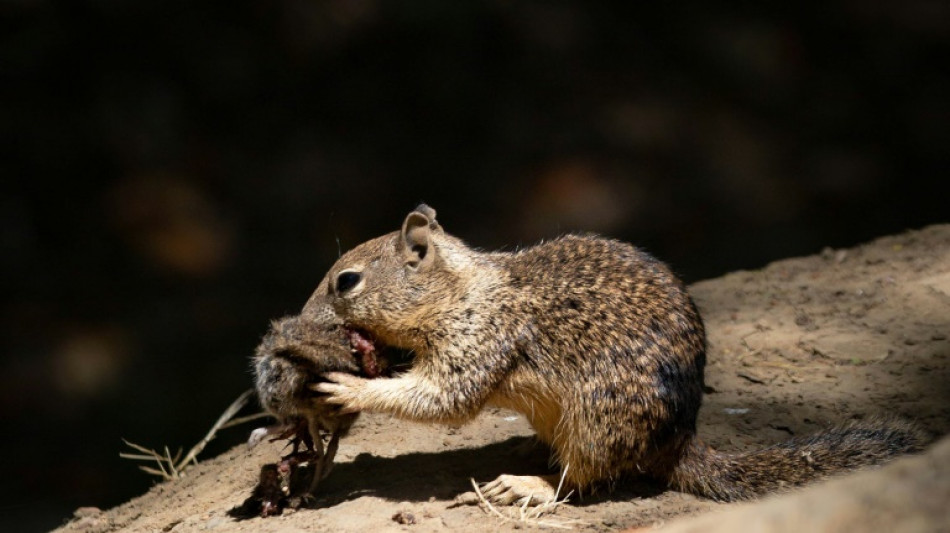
left=240, top=298, right=413, bottom=516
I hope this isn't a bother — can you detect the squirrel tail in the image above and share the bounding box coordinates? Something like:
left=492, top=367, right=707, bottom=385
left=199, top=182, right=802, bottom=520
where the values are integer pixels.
left=667, top=417, right=928, bottom=502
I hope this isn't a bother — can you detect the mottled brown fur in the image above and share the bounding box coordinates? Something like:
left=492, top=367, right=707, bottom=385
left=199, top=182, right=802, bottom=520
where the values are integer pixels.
left=294, top=205, right=925, bottom=502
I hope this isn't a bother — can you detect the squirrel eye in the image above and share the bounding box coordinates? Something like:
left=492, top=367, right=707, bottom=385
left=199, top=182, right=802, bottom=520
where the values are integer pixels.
left=336, top=271, right=362, bottom=294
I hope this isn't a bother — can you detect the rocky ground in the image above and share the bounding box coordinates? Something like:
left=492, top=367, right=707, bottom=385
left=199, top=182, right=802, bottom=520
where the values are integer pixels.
left=55, top=225, right=950, bottom=533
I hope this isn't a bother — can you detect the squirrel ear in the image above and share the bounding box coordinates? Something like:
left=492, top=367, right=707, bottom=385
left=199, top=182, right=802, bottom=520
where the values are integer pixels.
left=413, top=204, right=442, bottom=232
left=400, top=205, right=440, bottom=269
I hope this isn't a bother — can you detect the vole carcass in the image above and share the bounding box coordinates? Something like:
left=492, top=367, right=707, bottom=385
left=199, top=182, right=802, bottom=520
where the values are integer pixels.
left=240, top=300, right=408, bottom=516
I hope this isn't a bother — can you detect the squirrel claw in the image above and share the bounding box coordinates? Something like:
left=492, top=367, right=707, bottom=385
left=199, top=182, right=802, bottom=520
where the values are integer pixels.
left=311, top=373, right=367, bottom=414
left=318, top=371, right=366, bottom=388
left=450, top=490, right=480, bottom=507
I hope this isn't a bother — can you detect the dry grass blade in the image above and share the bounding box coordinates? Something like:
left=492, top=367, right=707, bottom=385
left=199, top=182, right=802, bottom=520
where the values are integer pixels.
left=177, top=388, right=255, bottom=468
left=138, top=465, right=170, bottom=477
left=220, top=411, right=270, bottom=430
left=121, top=388, right=261, bottom=480
left=117, top=454, right=157, bottom=461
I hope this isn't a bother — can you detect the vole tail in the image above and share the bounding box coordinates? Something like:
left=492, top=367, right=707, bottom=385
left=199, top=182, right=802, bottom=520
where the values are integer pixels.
left=668, top=417, right=928, bottom=502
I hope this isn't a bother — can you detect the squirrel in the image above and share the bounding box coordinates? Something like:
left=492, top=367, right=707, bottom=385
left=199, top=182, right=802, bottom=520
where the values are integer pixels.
left=298, top=204, right=926, bottom=505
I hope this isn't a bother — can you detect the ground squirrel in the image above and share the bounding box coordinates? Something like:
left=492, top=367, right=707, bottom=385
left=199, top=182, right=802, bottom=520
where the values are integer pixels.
left=286, top=204, right=925, bottom=505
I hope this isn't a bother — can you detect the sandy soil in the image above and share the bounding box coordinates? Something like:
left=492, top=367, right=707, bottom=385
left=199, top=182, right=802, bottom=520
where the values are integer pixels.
left=55, top=224, right=950, bottom=533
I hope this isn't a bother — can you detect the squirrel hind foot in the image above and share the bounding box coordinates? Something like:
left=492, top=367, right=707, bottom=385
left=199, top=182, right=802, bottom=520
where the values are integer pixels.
left=471, top=474, right=565, bottom=507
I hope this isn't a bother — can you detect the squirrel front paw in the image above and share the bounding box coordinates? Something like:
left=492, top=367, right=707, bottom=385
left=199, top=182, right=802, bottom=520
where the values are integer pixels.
left=311, top=372, right=367, bottom=413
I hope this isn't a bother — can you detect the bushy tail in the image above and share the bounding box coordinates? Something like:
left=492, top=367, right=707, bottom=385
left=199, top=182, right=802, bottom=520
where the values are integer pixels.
left=668, top=417, right=928, bottom=502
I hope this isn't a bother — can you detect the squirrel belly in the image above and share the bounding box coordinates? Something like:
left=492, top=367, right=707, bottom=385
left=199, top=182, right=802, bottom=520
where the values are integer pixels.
left=310, top=204, right=927, bottom=502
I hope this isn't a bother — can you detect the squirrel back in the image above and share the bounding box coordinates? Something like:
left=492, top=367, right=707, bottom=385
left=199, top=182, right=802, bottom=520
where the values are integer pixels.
left=308, top=204, right=927, bottom=501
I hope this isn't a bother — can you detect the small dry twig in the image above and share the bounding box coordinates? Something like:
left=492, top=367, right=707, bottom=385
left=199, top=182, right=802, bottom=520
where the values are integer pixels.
left=120, top=388, right=265, bottom=480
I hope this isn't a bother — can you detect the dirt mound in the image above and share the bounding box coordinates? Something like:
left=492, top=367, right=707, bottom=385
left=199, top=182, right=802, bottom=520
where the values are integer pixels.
left=55, top=225, right=950, bottom=533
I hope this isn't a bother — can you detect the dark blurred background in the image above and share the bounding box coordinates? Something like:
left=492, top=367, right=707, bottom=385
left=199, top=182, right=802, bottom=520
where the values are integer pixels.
left=1, top=1, right=947, bottom=531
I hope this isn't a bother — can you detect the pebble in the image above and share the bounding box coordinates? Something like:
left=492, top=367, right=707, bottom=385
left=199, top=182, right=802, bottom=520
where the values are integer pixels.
left=72, top=517, right=100, bottom=530
left=392, top=510, right=417, bottom=525
left=73, top=507, right=102, bottom=518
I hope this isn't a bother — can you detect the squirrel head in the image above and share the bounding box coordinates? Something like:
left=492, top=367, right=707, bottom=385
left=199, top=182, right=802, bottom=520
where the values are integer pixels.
left=306, top=204, right=470, bottom=349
